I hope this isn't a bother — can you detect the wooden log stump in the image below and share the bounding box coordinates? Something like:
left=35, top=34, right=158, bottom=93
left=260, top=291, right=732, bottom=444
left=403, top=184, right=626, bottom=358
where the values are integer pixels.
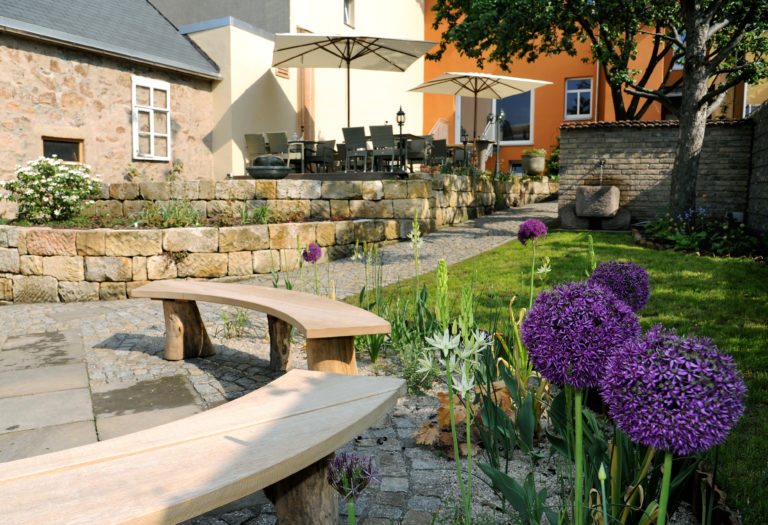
left=306, top=336, right=357, bottom=375
left=162, top=300, right=215, bottom=360
left=264, top=455, right=338, bottom=525
left=268, top=315, right=292, bottom=371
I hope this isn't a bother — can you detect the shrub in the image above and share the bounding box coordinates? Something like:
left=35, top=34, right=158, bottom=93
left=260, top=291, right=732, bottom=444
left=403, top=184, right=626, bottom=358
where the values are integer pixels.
left=522, top=147, right=546, bottom=157
left=0, top=156, right=102, bottom=222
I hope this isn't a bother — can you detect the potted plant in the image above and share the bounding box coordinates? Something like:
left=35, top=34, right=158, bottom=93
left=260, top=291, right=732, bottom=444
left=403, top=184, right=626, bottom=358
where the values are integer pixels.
left=521, top=148, right=546, bottom=176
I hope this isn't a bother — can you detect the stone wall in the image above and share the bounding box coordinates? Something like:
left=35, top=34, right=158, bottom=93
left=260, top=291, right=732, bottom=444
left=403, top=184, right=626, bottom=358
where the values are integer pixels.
left=0, top=33, right=215, bottom=186
left=559, top=120, right=753, bottom=222
left=748, top=103, right=768, bottom=233
left=0, top=174, right=558, bottom=303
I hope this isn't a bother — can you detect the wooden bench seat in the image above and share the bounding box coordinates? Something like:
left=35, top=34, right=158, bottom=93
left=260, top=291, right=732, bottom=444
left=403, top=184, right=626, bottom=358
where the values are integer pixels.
left=0, top=369, right=406, bottom=524
left=132, top=281, right=391, bottom=374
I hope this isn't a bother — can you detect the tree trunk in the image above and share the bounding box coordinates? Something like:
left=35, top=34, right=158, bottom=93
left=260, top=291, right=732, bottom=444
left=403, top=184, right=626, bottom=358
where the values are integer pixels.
left=669, top=0, right=711, bottom=217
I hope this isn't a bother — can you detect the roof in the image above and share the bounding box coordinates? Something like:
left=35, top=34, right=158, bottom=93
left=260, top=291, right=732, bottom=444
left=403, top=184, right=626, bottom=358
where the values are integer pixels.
left=561, top=119, right=751, bottom=130
left=0, top=0, right=220, bottom=79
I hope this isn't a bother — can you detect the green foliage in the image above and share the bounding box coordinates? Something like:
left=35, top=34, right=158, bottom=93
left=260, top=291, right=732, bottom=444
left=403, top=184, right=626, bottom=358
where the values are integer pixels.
left=132, top=199, right=202, bottom=228
left=1, top=156, right=102, bottom=222
left=216, top=308, right=249, bottom=338
left=435, top=260, right=450, bottom=331
left=522, top=148, right=546, bottom=157
left=545, top=138, right=560, bottom=181
left=643, top=209, right=765, bottom=258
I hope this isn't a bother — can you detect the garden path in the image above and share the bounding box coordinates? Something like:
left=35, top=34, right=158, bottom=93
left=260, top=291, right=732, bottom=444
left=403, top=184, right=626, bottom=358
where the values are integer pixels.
left=0, top=201, right=586, bottom=525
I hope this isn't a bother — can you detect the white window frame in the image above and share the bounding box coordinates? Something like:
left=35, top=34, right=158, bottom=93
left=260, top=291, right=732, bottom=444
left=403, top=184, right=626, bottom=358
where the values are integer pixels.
left=343, top=0, right=355, bottom=28
left=564, top=77, right=593, bottom=120
left=132, top=75, right=171, bottom=161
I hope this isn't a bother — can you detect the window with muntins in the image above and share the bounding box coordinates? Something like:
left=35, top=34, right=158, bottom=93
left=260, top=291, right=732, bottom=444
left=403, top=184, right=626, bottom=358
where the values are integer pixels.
left=132, top=76, right=170, bottom=161
left=565, top=78, right=592, bottom=120
left=344, top=0, right=355, bottom=27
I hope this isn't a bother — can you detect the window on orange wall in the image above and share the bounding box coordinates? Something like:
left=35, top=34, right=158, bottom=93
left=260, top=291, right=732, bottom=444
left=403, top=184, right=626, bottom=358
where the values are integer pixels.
left=132, top=75, right=171, bottom=161
left=564, top=78, right=592, bottom=120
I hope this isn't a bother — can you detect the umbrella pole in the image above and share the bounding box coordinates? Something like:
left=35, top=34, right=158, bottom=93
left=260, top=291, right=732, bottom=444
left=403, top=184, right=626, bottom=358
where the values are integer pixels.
left=347, top=61, right=351, bottom=128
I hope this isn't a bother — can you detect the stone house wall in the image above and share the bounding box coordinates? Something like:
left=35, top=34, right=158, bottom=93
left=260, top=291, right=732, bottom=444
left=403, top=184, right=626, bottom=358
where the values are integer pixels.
left=0, top=175, right=558, bottom=303
left=558, top=120, right=753, bottom=222
left=0, top=33, right=215, bottom=189
left=747, top=103, right=768, bottom=233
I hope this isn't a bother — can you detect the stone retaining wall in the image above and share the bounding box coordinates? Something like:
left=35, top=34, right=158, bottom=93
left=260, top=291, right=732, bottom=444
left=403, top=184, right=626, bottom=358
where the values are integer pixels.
left=0, top=174, right=558, bottom=303
left=558, top=120, right=753, bottom=223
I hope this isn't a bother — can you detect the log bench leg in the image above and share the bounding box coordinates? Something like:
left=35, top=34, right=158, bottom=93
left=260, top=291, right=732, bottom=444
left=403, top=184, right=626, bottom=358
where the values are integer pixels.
left=162, top=299, right=215, bottom=360
left=267, top=315, right=292, bottom=371
left=264, top=455, right=338, bottom=525
left=306, top=336, right=357, bottom=375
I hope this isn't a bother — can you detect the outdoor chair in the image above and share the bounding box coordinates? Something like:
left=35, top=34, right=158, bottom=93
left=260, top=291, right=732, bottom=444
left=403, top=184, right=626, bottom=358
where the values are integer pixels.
left=407, top=136, right=431, bottom=173
left=431, top=139, right=448, bottom=166
left=453, top=145, right=474, bottom=168
left=369, top=125, right=397, bottom=172
left=244, top=133, right=268, bottom=164
left=266, top=132, right=303, bottom=171
left=306, top=140, right=336, bottom=173
left=342, top=127, right=370, bottom=172
left=335, top=143, right=347, bottom=171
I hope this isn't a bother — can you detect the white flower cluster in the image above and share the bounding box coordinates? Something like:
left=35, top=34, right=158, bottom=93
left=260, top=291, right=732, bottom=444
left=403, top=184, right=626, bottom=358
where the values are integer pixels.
left=1, top=156, right=102, bottom=222
left=419, top=328, right=490, bottom=397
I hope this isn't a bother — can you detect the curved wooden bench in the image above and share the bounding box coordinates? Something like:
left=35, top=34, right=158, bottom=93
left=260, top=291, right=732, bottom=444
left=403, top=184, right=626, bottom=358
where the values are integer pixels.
left=0, top=369, right=406, bottom=524
left=132, top=281, right=391, bottom=374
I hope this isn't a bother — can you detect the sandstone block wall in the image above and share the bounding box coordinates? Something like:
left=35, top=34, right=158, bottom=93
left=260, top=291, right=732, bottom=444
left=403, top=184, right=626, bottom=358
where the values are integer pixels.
left=0, top=174, right=558, bottom=303
left=748, top=103, right=768, bottom=233
left=559, top=120, right=753, bottom=222
left=0, top=33, right=215, bottom=187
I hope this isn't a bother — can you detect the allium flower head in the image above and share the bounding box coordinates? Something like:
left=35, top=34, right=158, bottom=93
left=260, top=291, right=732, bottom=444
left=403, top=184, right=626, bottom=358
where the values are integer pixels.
left=602, top=326, right=746, bottom=455
left=517, top=219, right=548, bottom=246
left=301, top=242, right=322, bottom=264
left=521, top=281, right=640, bottom=389
left=588, top=261, right=650, bottom=312
left=327, top=452, right=379, bottom=502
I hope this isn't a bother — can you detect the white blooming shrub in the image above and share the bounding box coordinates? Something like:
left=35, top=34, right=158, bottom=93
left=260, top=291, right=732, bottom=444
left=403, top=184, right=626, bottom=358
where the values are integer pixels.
left=0, top=156, right=102, bottom=222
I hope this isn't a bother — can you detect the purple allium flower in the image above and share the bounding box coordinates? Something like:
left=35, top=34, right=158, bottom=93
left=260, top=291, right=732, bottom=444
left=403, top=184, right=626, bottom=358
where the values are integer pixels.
left=327, top=452, right=379, bottom=502
left=601, top=325, right=746, bottom=455
left=517, top=219, right=548, bottom=246
left=302, top=242, right=322, bottom=264
left=521, top=281, right=640, bottom=389
left=588, top=261, right=650, bottom=312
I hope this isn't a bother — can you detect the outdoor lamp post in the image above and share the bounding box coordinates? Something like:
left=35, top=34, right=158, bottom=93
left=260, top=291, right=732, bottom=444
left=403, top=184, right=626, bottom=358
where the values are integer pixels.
left=396, top=106, right=406, bottom=171
left=461, top=130, right=468, bottom=168
left=495, top=109, right=505, bottom=176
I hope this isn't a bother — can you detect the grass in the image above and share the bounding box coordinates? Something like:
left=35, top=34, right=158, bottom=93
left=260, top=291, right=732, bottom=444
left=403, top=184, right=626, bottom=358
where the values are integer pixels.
left=366, top=231, right=768, bottom=523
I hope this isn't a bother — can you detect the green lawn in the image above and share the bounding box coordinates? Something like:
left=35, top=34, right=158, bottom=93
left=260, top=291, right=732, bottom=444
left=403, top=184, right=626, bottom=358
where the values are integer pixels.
left=373, top=231, right=768, bottom=523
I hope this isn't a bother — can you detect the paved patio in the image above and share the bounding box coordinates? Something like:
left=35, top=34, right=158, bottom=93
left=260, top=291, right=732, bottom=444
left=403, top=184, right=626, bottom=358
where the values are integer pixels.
left=0, top=202, right=559, bottom=524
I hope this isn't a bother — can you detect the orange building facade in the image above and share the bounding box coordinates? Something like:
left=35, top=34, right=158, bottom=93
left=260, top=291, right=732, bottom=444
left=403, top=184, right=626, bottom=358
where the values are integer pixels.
left=422, top=0, right=671, bottom=174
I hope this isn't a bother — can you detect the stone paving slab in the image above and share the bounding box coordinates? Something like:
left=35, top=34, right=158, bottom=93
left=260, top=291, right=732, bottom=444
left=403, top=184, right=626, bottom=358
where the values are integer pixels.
left=0, top=363, right=89, bottom=398
left=0, top=421, right=97, bottom=463
left=0, top=330, right=83, bottom=371
left=96, top=405, right=204, bottom=441
left=0, top=388, right=93, bottom=433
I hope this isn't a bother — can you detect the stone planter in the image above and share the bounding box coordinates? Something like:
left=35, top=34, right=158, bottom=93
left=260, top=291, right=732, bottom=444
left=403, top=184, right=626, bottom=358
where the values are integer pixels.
left=575, top=185, right=620, bottom=217
left=521, top=154, right=546, bottom=176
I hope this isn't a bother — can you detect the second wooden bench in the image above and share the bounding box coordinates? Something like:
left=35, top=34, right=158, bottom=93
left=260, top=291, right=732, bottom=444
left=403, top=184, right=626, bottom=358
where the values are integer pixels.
left=132, top=280, right=391, bottom=374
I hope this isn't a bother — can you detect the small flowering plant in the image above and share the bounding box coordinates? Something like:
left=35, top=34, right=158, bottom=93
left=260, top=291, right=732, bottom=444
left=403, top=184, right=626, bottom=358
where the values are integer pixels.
left=0, top=156, right=102, bottom=222
left=327, top=452, right=379, bottom=525
left=517, top=218, right=548, bottom=310
left=588, top=261, right=650, bottom=312
left=301, top=242, right=322, bottom=294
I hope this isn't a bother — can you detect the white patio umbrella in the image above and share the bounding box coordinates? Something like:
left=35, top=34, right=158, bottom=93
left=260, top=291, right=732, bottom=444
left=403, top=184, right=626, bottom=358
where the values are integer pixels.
left=409, top=72, right=552, bottom=139
left=272, top=33, right=436, bottom=127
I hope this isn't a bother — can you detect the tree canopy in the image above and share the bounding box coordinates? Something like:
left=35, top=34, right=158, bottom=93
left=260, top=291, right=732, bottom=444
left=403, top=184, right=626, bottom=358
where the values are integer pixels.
left=429, top=0, right=768, bottom=215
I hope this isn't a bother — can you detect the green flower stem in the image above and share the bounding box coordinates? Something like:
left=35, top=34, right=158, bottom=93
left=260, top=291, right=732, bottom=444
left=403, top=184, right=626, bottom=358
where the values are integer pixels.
left=529, top=242, right=537, bottom=311
left=657, top=451, right=673, bottom=525
left=445, top=366, right=467, bottom=517
left=347, top=500, right=356, bottom=525
left=465, top=392, right=472, bottom=524
left=612, top=430, right=623, bottom=523
left=575, top=389, right=584, bottom=525
left=314, top=263, right=319, bottom=295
